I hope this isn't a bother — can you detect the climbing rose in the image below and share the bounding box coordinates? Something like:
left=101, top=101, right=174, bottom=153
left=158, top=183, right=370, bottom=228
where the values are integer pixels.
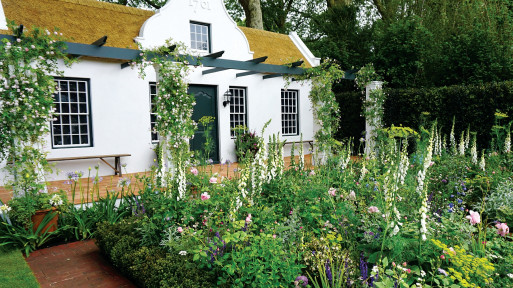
left=496, top=222, right=509, bottom=237
left=209, top=177, right=217, bottom=184
left=466, top=210, right=481, bottom=225
left=190, top=167, right=198, bottom=176
left=245, top=213, right=252, bottom=223
left=177, top=227, right=183, bottom=233
left=200, top=192, right=210, bottom=201
left=328, top=187, right=336, bottom=196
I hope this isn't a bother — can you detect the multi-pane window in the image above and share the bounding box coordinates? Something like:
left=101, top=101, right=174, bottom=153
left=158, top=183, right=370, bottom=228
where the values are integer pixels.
left=51, top=78, right=91, bottom=147
left=281, top=89, right=299, bottom=136
left=229, top=87, right=247, bottom=137
left=190, top=22, right=210, bottom=52
left=149, top=82, right=159, bottom=142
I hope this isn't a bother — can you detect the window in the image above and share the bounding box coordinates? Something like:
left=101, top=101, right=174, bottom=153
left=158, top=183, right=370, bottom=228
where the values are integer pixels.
left=149, top=82, right=159, bottom=142
left=281, top=89, right=299, bottom=136
left=229, top=87, right=247, bottom=137
left=51, top=78, right=92, bottom=148
left=190, top=22, right=210, bottom=52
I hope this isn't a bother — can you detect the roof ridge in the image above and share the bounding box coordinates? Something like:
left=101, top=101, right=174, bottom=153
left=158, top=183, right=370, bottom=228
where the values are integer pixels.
left=238, top=26, right=289, bottom=38
left=55, top=0, right=154, bottom=16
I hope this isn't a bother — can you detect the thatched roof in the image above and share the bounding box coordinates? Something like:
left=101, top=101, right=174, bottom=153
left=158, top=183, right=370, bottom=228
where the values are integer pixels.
left=239, top=26, right=311, bottom=68
left=2, top=0, right=154, bottom=49
left=1, top=0, right=310, bottom=65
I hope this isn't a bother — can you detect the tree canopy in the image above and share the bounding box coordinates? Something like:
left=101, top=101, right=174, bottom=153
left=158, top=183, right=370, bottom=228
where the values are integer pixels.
left=99, top=0, right=513, bottom=88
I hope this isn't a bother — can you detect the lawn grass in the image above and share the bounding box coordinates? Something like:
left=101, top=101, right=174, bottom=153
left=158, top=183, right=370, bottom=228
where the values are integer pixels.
left=0, top=248, right=39, bottom=288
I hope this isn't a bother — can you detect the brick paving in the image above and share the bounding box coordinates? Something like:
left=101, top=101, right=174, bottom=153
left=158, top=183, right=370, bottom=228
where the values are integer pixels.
left=0, top=155, right=313, bottom=205
left=25, top=240, right=136, bottom=288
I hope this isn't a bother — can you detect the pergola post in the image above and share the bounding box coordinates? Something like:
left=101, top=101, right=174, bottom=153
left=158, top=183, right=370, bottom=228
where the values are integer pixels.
left=365, top=81, right=383, bottom=155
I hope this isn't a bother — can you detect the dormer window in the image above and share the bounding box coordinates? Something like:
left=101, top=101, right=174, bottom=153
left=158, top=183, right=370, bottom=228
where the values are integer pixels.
left=190, top=21, right=210, bottom=52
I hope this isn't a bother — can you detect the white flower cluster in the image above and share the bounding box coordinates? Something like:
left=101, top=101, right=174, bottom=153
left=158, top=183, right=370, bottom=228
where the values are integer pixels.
left=504, top=131, right=511, bottom=154
left=298, top=138, right=305, bottom=170
left=464, top=128, right=470, bottom=149
left=418, top=136, right=434, bottom=241
left=0, top=204, right=11, bottom=212
left=479, top=150, right=486, bottom=171
left=450, top=120, right=457, bottom=155
left=359, top=164, right=368, bottom=182
left=471, top=136, right=478, bottom=165
left=49, top=194, right=63, bottom=206
left=458, top=132, right=465, bottom=156
left=176, top=159, right=187, bottom=201
left=250, top=136, right=267, bottom=197
left=0, top=204, right=12, bottom=225
left=398, top=140, right=409, bottom=185
left=433, top=128, right=441, bottom=156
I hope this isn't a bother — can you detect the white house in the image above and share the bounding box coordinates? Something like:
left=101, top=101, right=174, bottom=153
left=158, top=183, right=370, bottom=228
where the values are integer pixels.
left=0, top=0, right=320, bottom=183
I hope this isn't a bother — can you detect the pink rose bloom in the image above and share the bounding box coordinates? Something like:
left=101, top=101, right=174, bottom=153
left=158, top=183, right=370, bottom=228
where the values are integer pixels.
left=309, top=170, right=315, bottom=176
left=466, top=210, right=481, bottom=225
left=496, top=222, right=509, bottom=237
left=368, top=206, right=380, bottom=213
left=190, top=167, right=198, bottom=176
left=200, top=192, right=210, bottom=201
left=245, top=213, right=252, bottom=223
left=273, top=234, right=276, bottom=239
left=177, top=227, right=183, bottom=233
left=328, top=187, right=337, bottom=196
left=209, top=177, right=217, bottom=184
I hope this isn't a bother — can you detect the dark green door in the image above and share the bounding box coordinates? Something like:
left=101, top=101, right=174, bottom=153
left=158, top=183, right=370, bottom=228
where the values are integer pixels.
left=188, top=85, right=219, bottom=163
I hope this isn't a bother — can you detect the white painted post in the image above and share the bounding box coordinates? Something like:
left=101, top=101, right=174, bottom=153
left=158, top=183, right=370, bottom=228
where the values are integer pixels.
left=365, top=81, right=383, bottom=155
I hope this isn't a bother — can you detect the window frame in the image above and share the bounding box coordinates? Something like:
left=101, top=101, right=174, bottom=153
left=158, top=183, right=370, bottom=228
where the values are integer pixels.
left=189, top=21, right=211, bottom=53
left=229, top=86, right=248, bottom=138
left=51, top=77, right=93, bottom=149
left=280, top=89, right=300, bottom=136
left=149, top=82, right=159, bottom=143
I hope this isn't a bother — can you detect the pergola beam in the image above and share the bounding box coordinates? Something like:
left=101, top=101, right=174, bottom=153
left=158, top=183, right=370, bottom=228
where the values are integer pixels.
left=205, top=50, right=224, bottom=58
left=203, top=56, right=269, bottom=75
left=0, top=34, right=308, bottom=76
left=236, top=71, right=259, bottom=78
left=91, top=36, right=108, bottom=47
left=263, top=73, right=283, bottom=80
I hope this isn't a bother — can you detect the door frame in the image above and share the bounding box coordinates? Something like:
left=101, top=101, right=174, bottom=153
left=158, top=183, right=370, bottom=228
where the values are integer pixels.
left=188, top=84, right=220, bottom=163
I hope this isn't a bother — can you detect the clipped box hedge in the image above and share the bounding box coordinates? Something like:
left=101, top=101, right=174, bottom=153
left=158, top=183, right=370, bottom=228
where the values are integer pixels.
left=95, top=219, right=215, bottom=288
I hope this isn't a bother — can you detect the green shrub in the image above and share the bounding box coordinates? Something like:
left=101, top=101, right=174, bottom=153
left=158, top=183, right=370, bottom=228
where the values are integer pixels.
left=95, top=220, right=215, bottom=288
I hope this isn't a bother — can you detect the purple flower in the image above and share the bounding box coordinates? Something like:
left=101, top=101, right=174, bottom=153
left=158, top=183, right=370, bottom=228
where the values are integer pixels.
left=295, top=276, right=308, bottom=287
left=325, top=260, right=333, bottom=285
left=438, top=268, right=448, bottom=276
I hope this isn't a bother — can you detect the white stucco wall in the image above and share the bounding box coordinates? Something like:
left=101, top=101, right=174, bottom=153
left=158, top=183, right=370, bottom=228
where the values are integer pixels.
left=0, top=0, right=318, bottom=184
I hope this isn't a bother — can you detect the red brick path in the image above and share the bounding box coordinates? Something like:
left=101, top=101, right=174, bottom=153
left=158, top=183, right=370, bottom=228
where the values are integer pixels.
left=1, top=154, right=313, bottom=205
left=25, top=240, right=136, bottom=288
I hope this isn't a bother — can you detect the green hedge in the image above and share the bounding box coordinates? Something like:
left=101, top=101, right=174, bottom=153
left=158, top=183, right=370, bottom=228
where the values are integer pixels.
left=335, top=90, right=365, bottom=152
left=95, top=219, right=215, bottom=288
left=335, top=81, right=513, bottom=149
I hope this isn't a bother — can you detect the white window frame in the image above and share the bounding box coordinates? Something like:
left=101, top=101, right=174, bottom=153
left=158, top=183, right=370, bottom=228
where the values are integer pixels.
left=149, top=82, right=159, bottom=142
left=229, top=87, right=247, bottom=138
left=281, top=89, right=299, bottom=136
left=190, top=21, right=211, bottom=53
left=51, top=78, right=92, bottom=148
